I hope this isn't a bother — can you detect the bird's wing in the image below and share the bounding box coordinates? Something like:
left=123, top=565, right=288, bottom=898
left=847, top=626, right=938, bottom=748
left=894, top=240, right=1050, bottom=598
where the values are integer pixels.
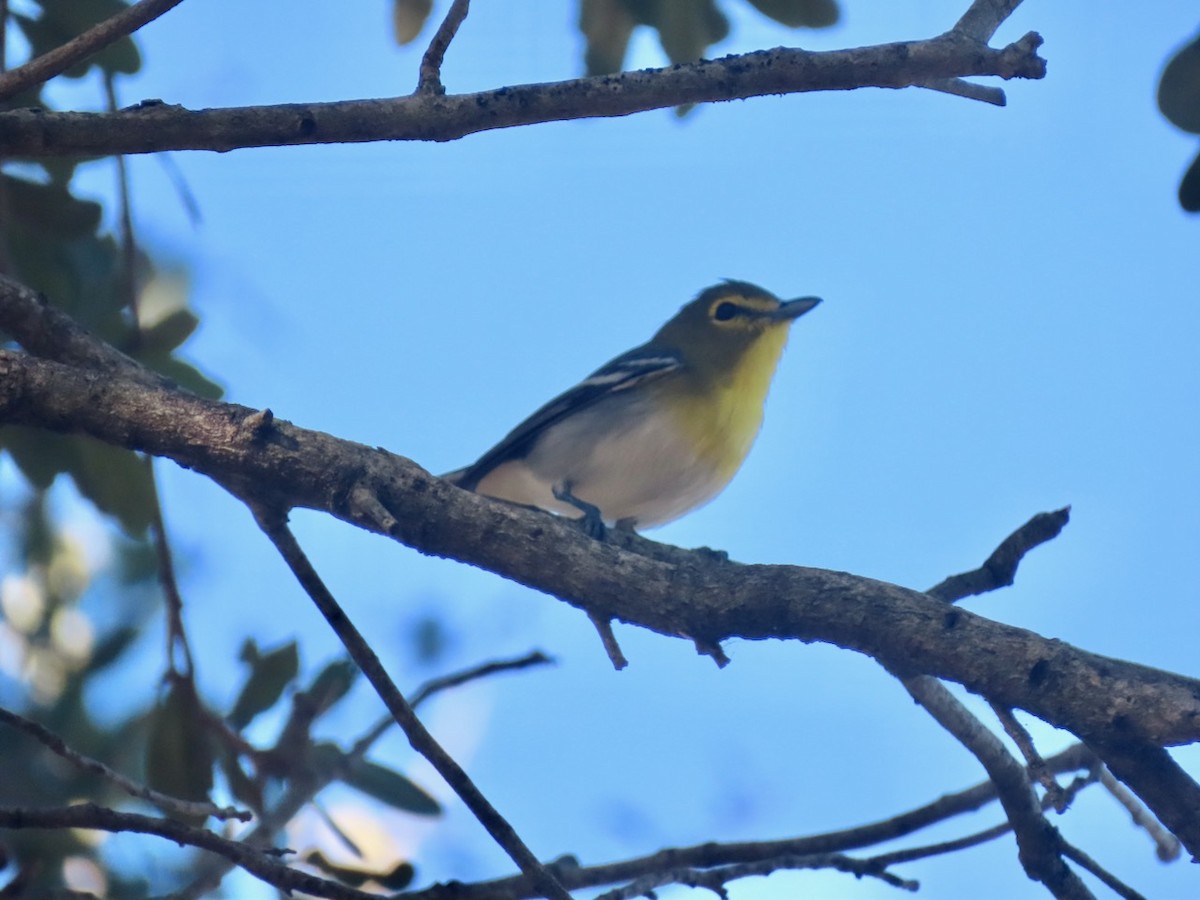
left=450, top=345, right=683, bottom=490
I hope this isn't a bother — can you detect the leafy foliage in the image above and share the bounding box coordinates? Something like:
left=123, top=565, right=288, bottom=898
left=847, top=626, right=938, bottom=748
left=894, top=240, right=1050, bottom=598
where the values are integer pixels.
left=1157, top=30, right=1200, bottom=212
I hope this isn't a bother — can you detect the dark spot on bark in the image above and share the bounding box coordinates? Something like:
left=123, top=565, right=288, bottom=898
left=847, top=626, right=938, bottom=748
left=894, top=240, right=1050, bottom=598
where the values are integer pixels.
left=943, top=609, right=960, bottom=629
left=1111, top=714, right=1132, bottom=732
left=1028, top=658, right=1050, bottom=687
left=297, top=115, right=316, bottom=137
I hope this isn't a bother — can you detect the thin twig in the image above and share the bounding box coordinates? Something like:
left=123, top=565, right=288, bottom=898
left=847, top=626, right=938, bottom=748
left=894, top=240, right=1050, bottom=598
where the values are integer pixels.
left=0, top=707, right=249, bottom=822
left=871, top=770, right=1096, bottom=869
left=401, top=746, right=1098, bottom=900
left=1060, top=841, right=1146, bottom=900
left=596, top=852, right=918, bottom=900
left=928, top=507, right=1070, bottom=602
left=1095, top=763, right=1182, bottom=862
left=103, top=72, right=141, bottom=337
left=408, top=650, right=554, bottom=710
left=587, top=612, right=628, bottom=670
left=181, top=650, right=554, bottom=897
left=250, top=506, right=571, bottom=900
left=0, top=0, right=187, bottom=103
left=417, top=0, right=470, bottom=95
left=146, top=457, right=194, bottom=678
left=0, top=803, right=377, bottom=900
left=899, top=676, right=1093, bottom=898
left=989, top=702, right=1066, bottom=810
left=921, top=76, right=1006, bottom=105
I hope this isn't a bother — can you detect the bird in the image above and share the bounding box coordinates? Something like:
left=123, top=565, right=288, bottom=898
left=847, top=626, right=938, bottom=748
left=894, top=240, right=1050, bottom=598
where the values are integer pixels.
left=444, top=280, right=820, bottom=535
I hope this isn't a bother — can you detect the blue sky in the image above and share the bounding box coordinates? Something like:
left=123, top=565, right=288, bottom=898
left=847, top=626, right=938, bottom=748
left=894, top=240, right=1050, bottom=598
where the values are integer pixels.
left=43, top=1, right=1200, bottom=897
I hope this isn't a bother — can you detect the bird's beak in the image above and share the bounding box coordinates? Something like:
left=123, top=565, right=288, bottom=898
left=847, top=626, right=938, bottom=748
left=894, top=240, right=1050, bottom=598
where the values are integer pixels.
left=772, top=296, right=822, bottom=321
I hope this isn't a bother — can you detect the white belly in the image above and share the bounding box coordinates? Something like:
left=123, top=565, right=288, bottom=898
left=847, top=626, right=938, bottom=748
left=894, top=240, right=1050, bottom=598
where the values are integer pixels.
left=473, top=396, right=731, bottom=529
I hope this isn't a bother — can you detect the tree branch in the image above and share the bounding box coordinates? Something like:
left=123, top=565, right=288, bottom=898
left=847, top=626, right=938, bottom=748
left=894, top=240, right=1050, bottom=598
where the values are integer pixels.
left=0, top=803, right=376, bottom=900
left=0, top=0, right=187, bottom=103
left=927, top=507, right=1071, bottom=603
left=0, top=31, right=1045, bottom=158
left=250, top=509, right=570, bottom=900
left=0, top=340, right=1193, bottom=751
left=417, top=0, right=470, bottom=95
left=405, top=745, right=1098, bottom=899
left=0, top=706, right=248, bottom=823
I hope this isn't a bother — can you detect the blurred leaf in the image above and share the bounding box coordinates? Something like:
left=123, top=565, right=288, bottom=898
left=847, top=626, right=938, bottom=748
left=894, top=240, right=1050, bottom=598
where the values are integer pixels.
left=304, top=851, right=415, bottom=890
left=342, top=759, right=440, bottom=816
left=393, top=0, right=434, bottom=45
left=228, top=640, right=299, bottom=729
left=653, top=0, right=729, bottom=64
left=83, top=626, right=140, bottom=674
left=1, top=431, right=155, bottom=536
left=4, top=175, right=103, bottom=238
left=745, top=0, right=838, bottom=28
left=1180, top=149, right=1200, bottom=212
left=1159, top=34, right=1200, bottom=134
left=378, top=862, right=416, bottom=890
left=138, top=351, right=225, bottom=399
left=71, top=438, right=156, bottom=536
left=410, top=614, right=448, bottom=665
left=0, top=428, right=75, bottom=491
left=580, top=0, right=637, bottom=75
left=145, top=680, right=214, bottom=823
left=218, top=745, right=263, bottom=812
left=13, top=1, right=141, bottom=78
left=305, top=658, right=359, bottom=715
left=140, top=308, right=200, bottom=354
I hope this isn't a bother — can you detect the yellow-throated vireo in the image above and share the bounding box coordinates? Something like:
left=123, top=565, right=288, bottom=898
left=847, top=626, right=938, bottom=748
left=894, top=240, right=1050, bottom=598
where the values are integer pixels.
left=445, top=281, right=820, bottom=533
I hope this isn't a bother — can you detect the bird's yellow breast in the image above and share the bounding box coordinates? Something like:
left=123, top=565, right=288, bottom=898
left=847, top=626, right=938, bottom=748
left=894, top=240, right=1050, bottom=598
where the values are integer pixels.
left=669, top=326, right=791, bottom=480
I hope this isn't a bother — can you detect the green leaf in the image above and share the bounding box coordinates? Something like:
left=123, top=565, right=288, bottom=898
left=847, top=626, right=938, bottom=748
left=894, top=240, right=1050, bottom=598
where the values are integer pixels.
left=392, top=0, right=433, bottom=45
left=1179, top=149, right=1200, bottom=213
left=342, top=759, right=441, bottom=816
left=228, top=640, right=299, bottom=729
left=580, top=0, right=637, bottom=75
left=218, top=745, right=263, bottom=812
left=1159, top=34, right=1200, bottom=134
left=0, top=427, right=78, bottom=490
left=745, top=0, right=839, bottom=29
left=145, top=680, right=214, bottom=823
left=140, top=308, right=200, bottom=354
left=304, top=658, right=359, bottom=715
left=3, top=175, right=103, bottom=238
left=137, top=351, right=225, bottom=400
left=71, top=439, right=156, bottom=536
left=652, top=0, right=729, bottom=64
left=15, top=2, right=142, bottom=77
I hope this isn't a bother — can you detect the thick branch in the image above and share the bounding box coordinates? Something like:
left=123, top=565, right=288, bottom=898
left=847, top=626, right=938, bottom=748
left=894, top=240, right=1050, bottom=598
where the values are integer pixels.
left=0, top=32, right=1045, bottom=158
left=0, top=343, right=1196, bottom=753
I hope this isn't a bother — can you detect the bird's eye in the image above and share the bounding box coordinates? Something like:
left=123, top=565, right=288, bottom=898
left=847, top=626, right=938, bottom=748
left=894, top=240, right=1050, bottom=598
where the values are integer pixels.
left=713, top=302, right=738, bottom=322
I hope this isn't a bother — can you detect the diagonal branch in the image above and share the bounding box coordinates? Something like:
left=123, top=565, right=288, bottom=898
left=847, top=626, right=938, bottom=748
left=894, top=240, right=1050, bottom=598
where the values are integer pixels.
left=0, top=803, right=375, bottom=900
left=0, top=0, right=187, bottom=103
left=0, top=706, right=248, bottom=823
left=417, top=0, right=470, bottom=95
left=898, top=676, right=1092, bottom=898
left=0, top=31, right=1045, bottom=158
left=0, top=336, right=1196, bottom=751
left=928, top=507, right=1070, bottom=603
left=249, top=508, right=571, bottom=900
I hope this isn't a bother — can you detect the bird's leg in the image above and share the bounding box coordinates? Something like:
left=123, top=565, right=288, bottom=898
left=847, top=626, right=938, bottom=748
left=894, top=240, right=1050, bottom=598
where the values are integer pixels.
left=553, top=481, right=606, bottom=540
